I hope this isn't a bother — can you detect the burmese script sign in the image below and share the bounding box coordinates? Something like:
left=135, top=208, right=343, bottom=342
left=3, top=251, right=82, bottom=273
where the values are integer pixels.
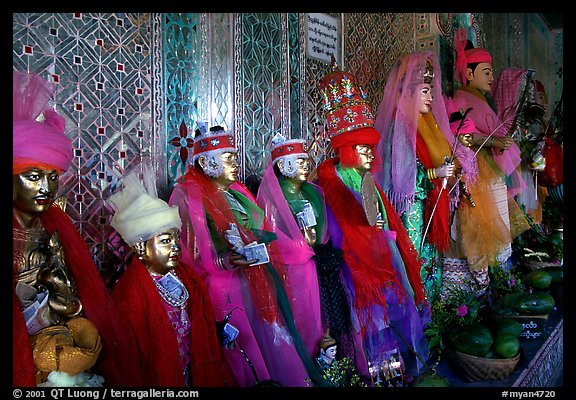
left=306, top=13, right=339, bottom=65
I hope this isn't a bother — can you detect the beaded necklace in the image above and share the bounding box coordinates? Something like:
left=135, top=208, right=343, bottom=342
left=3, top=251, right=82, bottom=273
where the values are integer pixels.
left=152, top=271, right=189, bottom=308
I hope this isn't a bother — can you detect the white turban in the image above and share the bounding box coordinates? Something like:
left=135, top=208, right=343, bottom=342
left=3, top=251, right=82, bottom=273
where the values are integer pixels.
left=107, top=165, right=182, bottom=246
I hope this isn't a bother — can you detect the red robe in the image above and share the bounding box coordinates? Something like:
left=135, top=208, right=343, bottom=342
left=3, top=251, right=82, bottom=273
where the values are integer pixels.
left=112, top=257, right=236, bottom=387
left=317, top=158, right=428, bottom=333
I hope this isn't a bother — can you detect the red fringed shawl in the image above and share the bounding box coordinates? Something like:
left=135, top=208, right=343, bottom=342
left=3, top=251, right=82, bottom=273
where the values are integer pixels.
left=317, top=158, right=427, bottom=333
left=13, top=204, right=144, bottom=387
left=112, top=257, right=236, bottom=387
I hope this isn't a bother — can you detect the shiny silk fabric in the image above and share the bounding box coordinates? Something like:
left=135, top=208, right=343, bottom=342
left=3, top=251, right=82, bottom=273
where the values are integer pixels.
left=169, top=167, right=325, bottom=387
left=451, top=88, right=530, bottom=266
left=317, top=158, right=430, bottom=375
left=374, top=51, right=477, bottom=216
left=453, top=87, right=526, bottom=197
left=258, top=162, right=368, bottom=377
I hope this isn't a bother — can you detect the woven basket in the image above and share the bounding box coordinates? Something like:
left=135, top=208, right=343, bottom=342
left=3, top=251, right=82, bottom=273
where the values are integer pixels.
left=444, top=347, right=521, bottom=382
left=522, top=260, right=561, bottom=271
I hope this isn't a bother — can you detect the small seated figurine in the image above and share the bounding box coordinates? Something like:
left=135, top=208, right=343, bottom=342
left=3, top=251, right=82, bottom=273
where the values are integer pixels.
left=316, top=329, right=338, bottom=371
left=108, top=166, right=235, bottom=387
left=315, top=329, right=366, bottom=387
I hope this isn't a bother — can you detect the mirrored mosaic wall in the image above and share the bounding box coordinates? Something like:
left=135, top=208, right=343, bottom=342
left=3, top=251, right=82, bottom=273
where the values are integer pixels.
left=13, top=13, right=157, bottom=283
left=13, top=12, right=562, bottom=282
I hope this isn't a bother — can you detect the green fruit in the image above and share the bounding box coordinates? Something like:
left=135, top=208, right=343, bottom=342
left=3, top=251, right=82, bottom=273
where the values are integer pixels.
left=493, top=333, right=520, bottom=358
left=411, top=371, right=450, bottom=387
left=548, top=231, right=563, bottom=246
left=516, top=291, right=555, bottom=315
left=448, top=323, right=493, bottom=357
left=494, top=318, right=523, bottom=337
left=546, top=267, right=563, bottom=283
left=522, top=270, right=552, bottom=289
left=501, top=291, right=525, bottom=308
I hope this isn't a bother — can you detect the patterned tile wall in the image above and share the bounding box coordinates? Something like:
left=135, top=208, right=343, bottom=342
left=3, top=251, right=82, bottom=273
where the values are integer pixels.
left=13, top=13, right=157, bottom=283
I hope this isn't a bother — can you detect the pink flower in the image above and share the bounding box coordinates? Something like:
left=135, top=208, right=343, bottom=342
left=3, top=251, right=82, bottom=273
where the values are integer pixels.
left=509, top=277, right=516, bottom=287
left=456, top=304, right=468, bottom=317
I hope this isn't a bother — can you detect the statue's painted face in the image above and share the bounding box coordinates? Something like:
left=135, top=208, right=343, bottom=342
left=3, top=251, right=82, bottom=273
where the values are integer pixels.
left=203, top=151, right=239, bottom=187
left=140, top=227, right=181, bottom=275
left=278, top=156, right=309, bottom=181
left=467, top=62, right=494, bottom=94
left=354, top=145, right=375, bottom=172
left=219, top=151, right=240, bottom=183
left=13, top=168, right=59, bottom=214
left=321, top=345, right=337, bottom=362
left=534, top=90, right=547, bottom=114
left=417, top=83, right=433, bottom=114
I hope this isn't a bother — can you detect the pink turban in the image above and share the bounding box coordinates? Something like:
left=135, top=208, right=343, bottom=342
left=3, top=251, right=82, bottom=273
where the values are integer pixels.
left=13, top=71, right=72, bottom=175
left=454, top=28, right=493, bottom=85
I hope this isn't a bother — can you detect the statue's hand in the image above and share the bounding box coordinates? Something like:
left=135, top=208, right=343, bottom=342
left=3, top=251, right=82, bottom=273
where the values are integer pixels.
left=303, top=226, right=317, bottom=246
left=458, top=133, right=473, bottom=148
left=217, top=251, right=254, bottom=271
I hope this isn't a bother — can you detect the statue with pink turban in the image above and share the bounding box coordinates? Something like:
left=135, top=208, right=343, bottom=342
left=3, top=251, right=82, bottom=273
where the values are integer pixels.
left=13, top=70, right=143, bottom=387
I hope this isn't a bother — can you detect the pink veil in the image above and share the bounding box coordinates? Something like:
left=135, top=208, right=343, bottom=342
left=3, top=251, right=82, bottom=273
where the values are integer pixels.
left=257, top=161, right=325, bottom=355
left=13, top=70, right=55, bottom=121
left=374, top=50, right=476, bottom=215
left=490, top=68, right=531, bottom=124
left=257, top=162, right=328, bottom=252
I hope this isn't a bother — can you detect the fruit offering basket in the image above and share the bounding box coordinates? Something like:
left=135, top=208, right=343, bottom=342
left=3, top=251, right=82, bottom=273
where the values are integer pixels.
left=444, top=347, right=521, bottom=382
left=522, top=259, right=562, bottom=271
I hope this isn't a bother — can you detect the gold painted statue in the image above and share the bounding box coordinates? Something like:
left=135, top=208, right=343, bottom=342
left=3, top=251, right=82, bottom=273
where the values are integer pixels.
left=13, top=163, right=103, bottom=387
left=13, top=70, right=143, bottom=388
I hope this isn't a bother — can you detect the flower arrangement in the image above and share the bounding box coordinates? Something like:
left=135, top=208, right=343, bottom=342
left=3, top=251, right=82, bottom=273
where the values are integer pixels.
left=318, top=357, right=367, bottom=387
left=425, top=285, right=486, bottom=360
left=487, top=264, right=527, bottom=314
left=489, top=264, right=522, bottom=295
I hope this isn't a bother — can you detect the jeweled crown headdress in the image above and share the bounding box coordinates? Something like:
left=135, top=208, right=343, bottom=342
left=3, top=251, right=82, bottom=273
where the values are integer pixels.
left=318, top=56, right=375, bottom=139
left=423, top=58, right=434, bottom=84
